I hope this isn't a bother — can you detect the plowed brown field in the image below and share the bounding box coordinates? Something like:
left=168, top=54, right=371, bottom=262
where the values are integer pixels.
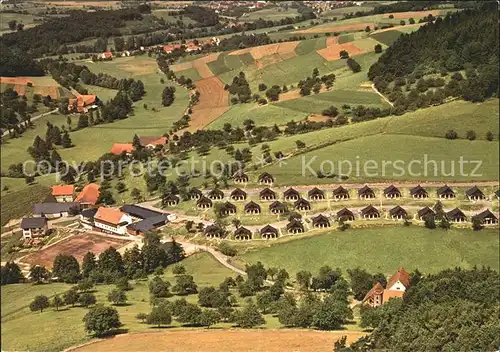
left=317, top=42, right=364, bottom=61
left=72, top=329, right=366, bottom=352
left=171, top=53, right=219, bottom=79
left=188, top=76, right=229, bottom=131
left=229, top=41, right=299, bottom=68
left=296, top=23, right=376, bottom=34
left=383, top=10, right=442, bottom=19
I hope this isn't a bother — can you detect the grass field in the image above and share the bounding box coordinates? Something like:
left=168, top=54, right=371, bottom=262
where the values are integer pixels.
left=81, top=84, right=118, bottom=102
left=238, top=226, right=500, bottom=277
left=240, top=7, right=300, bottom=21
left=0, top=181, right=51, bottom=226
left=370, top=29, right=404, bottom=46
left=0, top=13, right=43, bottom=34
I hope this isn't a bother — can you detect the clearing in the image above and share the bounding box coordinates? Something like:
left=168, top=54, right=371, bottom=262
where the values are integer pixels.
left=188, top=76, right=229, bottom=131
left=0, top=76, right=72, bottom=99
left=20, top=232, right=132, bottom=268
left=296, top=22, right=376, bottom=34
left=72, top=330, right=366, bottom=352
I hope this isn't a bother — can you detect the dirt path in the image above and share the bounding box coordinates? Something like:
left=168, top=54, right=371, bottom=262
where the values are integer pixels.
left=69, top=329, right=366, bottom=352
left=371, top=83, right=394, bottom=107
left=1, top=108, right=59, bottom=138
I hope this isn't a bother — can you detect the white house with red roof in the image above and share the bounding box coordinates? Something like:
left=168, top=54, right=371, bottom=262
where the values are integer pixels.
left=362, top=267, right=410, bottom=308
left=68, top=94, right=98, bottom=113
left=51, top=185, right=75, bottom=202
left=75, top=183, right=100, bottom=209
left=93, top=207, right=133, bottom=235
left=100, top=51, right=113, bottom=60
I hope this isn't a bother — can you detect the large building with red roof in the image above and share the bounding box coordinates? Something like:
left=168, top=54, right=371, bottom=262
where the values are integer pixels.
left=93, top=207, right=133, bottom=235
left=51, top=185, right=75, bottom=202
left=362, top=267, right=410, bottom=308
left=68, top=94, right=98, bottom=113
left=75, top=183, right=100, bottom=208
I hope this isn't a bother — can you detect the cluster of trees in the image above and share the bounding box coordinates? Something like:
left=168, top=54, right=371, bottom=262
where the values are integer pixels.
left=183, top=5, right=219, bottom=27
left=350, top=105, right=392, bottom=123
left=353, top=267, right=500, bottom=351
left=162, top=86, right=176, bottom=107
left=225, top=72, right=252, bottom=104
left=298, top=68, right=336, bottom=96
left=0, top=44, right=44, bottom=76
left=0, top=88, right=38, bottom=138
left=346, top=58, right=361, bottom=73
left=368, top=5, right=498, bottom=110
left=445, top=129, right=495, bottom=141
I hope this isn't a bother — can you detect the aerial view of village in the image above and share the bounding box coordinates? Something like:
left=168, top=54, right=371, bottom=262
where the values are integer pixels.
left=0, top=0, right=498, bottom=351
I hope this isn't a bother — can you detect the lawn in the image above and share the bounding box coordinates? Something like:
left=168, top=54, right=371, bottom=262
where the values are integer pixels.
left=0, top=13, right=43, bottom=33
left=81, top=84, right=118, bottom=102
left=176, top=67, right=203, bottom=82
left=240, top=7, right=300, bottom=21
left=294, top=37, right=327, bottom=56
left=370, top=29, right=404, bottom=46
left=258, top=134, right=499, bottom=184
left=238, top=226, right=500, bottom=277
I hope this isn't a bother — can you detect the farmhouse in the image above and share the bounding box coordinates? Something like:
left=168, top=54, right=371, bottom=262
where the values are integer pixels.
left=358, top=185, right=375, bottom=199
left=337, top=208, right=355, bottom=221
left=244, top=201, right=261, bottom=214
left=466, top=186, right=486, bottom=201
left=127, top=214, right=169, bottom=236
left=284, top=188, right=300, bottom=201
left=100, top=51, right=113, bottom=60
left=361, top=205, right=380, bottom=219
left=311, top=214, right=331, bottom=228
left=234, top=226, right=252, bottom=240
left=409, top=185, right=428, bottom=199
left=75, top=183, right=100, bottom=208
left=80, top=208, right=97, bottom=229
left=110, top=143, right=134, bottom=156
left=308, top=187, right=325, bottom=201
left=163, top=194, right=180, bottom=206
left=34, top=202, right=80, bottom=219
left=51, top=185, right=75, bottom=202
left=208, top=188, right=224, bottom=200
left=233, top=170, right=249, bottom=184
left=138, top=136, right=168, bottom=149
left=332, top=186, right=349, bottom=200
left=258, top=172, right=274, bottom=185
left=197, top=196, right=213, bottom=209
left=363, top=267, right=410, bottom=308
left=473, top=209, right=498, bottom=225
left=259, top=188, right=276, bottom=201
left=389, top=205, right=407, bottom=220
left=185, top=41, right=201, bottom=52
left=269, top=201, right=287, bottom=214
left=287, top=219, right=305, bottom=234
left=189, top=188, right=203, bottom=200
left=294, top=198, right=311, bottom=211
left=383, top=185, right=401, bottom=199
left=68, top=94, right=99, bottom=113
left=446, top=208, right=467, bottom=223
left=260, top=225, right=279, bottom=239
left=163, top=43, right=182, bottom=53
left=204, top=225, right=224, bottom=238
left=220, top=202, right=237, bottom=216
left=120, top=204, right=163, bottom=220
left=20, top=217, right=48, bottom=239
left=417, top=206, right=435, bottom=220
left=437, top=185, right=455, bottom=199
left=94, top=207, right=133, bottom=235
left=230, top=188, right=247, bottom=201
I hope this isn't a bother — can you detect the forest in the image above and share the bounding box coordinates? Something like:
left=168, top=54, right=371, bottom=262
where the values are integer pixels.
left=368, top=4, right=498, bottom=110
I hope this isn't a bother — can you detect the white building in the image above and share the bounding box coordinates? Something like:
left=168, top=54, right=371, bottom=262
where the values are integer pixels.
left=93, top=207, right=133, bottom=235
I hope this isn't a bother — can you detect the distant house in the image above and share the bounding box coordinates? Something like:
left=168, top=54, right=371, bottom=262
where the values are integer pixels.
left=409, top=185, right=428, bottom=199
left=436, top=185, right=455, bottom=199
left=189, top=188, right=203, bottom=200
left=185, top=41, right=201, bottom=52
left=127, top=214, right=169, bottom=236
left=163, top=194, right=180, bottom=206
left=337, top=208, right=355, bottom=221
left=220, top=202, right=237, bottom=216
left=100, top=51, right=113, bottom=60
left=284, top=188, right=300, bottom=201
left=417, top=206, right=435, bottom=220
left=258, top=172, right=274, bottom=185
left=287, top=219, right=304, bottom=234
left=51, top=185, right=75, bottom=202
left=361, top=205, right=380, bottom=219
left=363, top=267, right=410, bottom=308
left=75, top=183, right=100, bottom=208
left=308, top=187, right=325, bottom=201
left=389, top=205, right=407, bottom=220
left=110, top=143, right=134, bottom=156
left=294, top=198, right=311, bottom=211
left=446, top=208, right=467, bottom=223
left=260, top=224, right=279, bottom=239
left=358, top=185, right=375, bottom=199
left=234, top=226, right=252, bottom=240
left=68, top=94, right=99, bottom=113
left=197, top=196, right=213, bottom=209
left=34, top=202, right=80, bottom=219
left=80, top=208, right=98, bottom=229
left=138, top=136, right=168, bottom=149
left=383, top=185, right=401, bottom=199
left=230, top=188, right=247, bottom=201
left=312, top=214, right=331, bottom=228
left=207, top=188, right=224, bottom=200
left=259, top=188, right=276, bottom=201
left=269, top=201, right=287, bottom=214
left=465, top=186, right=485, bottom=201
left=332, top=186, right=349, bottom=200
left=121, top=50, right=131, bottom=57
left=204, top=225, right=224, bottom=238
left=21, top=217, right=48, bottom=239
left=473, top=209, right=498, bottom=225
left=233, top=171, right=249, bottom=184
left=163, top=43, right=182, bottom=53
left=94, top=207, right=133, bottom=235
left=244, top=201, right=261, bottom=215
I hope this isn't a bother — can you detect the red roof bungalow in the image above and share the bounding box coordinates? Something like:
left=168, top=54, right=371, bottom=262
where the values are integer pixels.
left=75, top=183, right=100, bottom=208
left=100, top=51, right=113, bottom=60
left=68, top=94, right=97, bottom=113
left=139, top=136, right=168, bottom=148
left=163, top=43, right=182, bottom=53
left=185, top=41, right=201, bottom=52
left=110, top=143, right=134, bottom=155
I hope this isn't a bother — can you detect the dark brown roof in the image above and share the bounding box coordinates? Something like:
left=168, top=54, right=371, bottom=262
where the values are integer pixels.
left=286, top=219, right=304, bottom=231
left=337, top=208, right=354, bottom=218
left=269, top=201, right=286, bottom=210
left=163, top=194, right=179, bottom=202
left=231, top=188, right=247, bottom=197
left=189, top=188, right=202, bottom=196
left=418, top=206, right=435, bottom=218
left=233, top=170, right=248, bottom=180
left=197, top=196, right=213, bottom=206
left=244, top=201, right=261, bottom=211
left=234, top=226, right=252, bottom=236
left=466, top=186, right=484, bottom=197
left=308, top=187, right=325, bottom=197
left=410, top=185, right=428, bottom=196
left=361, top=205, right=380, bottom=216
left=204, top=224, right=223, bottom=235
left=312, top=214, right=330, bottom=225
left=446, top=208, right=466, bottom=220
left=332, top=186, right=349, bottom=195
left=208, top=188, right=224, bottom=197
left=294, top=198, right=310, bottom=208
left=384, top=185, right=400, bottom=195
left=258, top=172, right=274, bottom=182
left=259, top=188, right=276, bottom=197
left=21, top=217, right=47, bottom=229
left=260, top=225, right=278, bottom=235
left=222, top=201, right=236, bottom=211
left=474, top=209, right=497, bottom=221
left=389, top=205, right=407, bottom=217
left=284, top=188, right=300, bottom=198
left=436, top=185, right=454, bottom=196
left=358, top=185, right=374, bottom=196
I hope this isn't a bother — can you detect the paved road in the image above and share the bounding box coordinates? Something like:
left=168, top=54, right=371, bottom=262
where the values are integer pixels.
left=1, top=108, right=59, bottom=138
